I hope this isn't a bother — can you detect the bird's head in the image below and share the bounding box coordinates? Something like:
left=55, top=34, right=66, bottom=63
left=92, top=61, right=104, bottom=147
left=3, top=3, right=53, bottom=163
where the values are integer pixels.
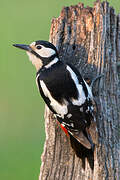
left=13, top=40, right=59, bottom=71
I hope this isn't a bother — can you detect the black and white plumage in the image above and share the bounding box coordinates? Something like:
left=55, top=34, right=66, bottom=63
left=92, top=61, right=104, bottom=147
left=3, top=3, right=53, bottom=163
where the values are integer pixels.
left=13, top=40, right=97, bottom=155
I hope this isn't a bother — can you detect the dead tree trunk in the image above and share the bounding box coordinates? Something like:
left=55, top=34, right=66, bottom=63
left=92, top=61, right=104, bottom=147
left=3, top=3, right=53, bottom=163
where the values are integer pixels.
left=39, top=1, right=120, bottom=180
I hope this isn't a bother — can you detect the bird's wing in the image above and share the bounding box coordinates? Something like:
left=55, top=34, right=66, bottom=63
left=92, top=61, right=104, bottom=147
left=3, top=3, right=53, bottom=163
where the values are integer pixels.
left=36, top=62, right=97, bottom=149
left=65, top=63, right=98, bottom=147
left=36, top=61, right=81, bottom=117
left=36, top=75, right=57, bottom=114
left=57, top=100, right=97, bottom=149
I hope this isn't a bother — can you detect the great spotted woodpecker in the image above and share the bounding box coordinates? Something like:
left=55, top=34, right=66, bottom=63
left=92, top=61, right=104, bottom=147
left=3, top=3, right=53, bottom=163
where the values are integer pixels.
left=13, top=40, right=97, bottom=158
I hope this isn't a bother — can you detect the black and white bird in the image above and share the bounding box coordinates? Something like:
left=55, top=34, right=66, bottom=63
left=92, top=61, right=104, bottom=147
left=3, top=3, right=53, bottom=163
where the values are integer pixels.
left=13, top=40, right=97, bottom=158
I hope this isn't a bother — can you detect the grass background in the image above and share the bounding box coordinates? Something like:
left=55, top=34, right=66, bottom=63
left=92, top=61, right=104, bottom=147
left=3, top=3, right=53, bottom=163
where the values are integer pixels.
left=0, top=0, right=119, bottom=179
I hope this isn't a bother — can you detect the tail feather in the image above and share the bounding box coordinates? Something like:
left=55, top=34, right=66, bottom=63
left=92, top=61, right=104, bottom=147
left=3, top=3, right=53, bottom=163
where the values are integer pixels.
left=69, top=134, right=94, bottom=170
left=68, top=121, right=97, bottom=150
left=69, top=130, right=92, bottom=149
left=69, top=123, right=97, bottom=170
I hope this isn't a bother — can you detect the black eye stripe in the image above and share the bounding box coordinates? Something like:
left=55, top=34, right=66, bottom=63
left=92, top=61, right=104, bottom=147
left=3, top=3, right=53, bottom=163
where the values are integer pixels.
left=36, top=45, right=42, bottom=49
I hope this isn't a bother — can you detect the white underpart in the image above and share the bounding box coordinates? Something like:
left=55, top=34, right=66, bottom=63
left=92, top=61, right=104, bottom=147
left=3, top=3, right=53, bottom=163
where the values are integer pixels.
left=26, top=51, right=43, bottom=71
left=67, top=66, right=86, bottom=106
left=36, top=45, right=55, bottom=58
left=45, top=58, right=59, bottom=68
left=26, top=51, right=36, bottom=62
left=40, top=80, right=68, bottom=118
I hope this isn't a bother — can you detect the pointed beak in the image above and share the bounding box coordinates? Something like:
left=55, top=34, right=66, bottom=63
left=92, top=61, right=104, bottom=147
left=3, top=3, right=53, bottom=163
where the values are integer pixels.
left=13, top=44, right=32, bottom=52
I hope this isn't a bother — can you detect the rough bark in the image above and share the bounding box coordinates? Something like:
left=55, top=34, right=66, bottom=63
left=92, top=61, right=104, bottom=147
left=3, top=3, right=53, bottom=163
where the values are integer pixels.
left=39, top=1, right=120, bottom=180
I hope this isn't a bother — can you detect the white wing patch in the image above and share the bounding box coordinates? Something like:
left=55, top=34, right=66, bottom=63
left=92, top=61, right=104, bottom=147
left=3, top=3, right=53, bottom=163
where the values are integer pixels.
left=83, top=80, right=93, bottom=99
left=66, top=66, right=86, bottom=106
left=40, top=80, right=68, bottom=118
left=67, top=113, right=72, bottom=118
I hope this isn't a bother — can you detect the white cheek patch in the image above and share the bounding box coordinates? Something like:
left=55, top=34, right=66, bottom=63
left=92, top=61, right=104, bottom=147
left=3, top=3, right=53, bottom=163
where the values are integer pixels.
left=36, top=46, right=55, bottom=58
left=40, top=80, right=68, bottom=118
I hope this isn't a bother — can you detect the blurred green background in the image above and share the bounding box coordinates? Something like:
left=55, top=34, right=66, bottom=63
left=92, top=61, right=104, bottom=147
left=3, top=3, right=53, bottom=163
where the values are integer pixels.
left=0, top=0, right=119, bottom=179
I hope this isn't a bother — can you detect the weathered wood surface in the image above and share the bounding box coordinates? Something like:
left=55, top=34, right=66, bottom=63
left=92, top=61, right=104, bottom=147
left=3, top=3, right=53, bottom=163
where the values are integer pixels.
left=39, top=1, right=120, bottom=180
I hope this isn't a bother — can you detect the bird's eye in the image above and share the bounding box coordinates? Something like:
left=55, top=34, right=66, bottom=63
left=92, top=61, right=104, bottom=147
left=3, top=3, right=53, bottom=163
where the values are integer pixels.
left=36, top=45, right=42, bottom=50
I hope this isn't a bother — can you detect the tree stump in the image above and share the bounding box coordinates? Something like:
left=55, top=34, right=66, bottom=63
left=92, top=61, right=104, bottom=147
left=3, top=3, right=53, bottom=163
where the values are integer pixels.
left=39, top=1, right=120, bottom=180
